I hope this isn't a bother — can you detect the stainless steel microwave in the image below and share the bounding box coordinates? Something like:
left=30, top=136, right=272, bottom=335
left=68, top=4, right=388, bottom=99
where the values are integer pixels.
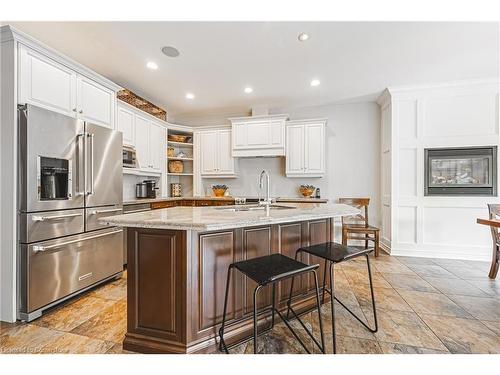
left=123, top=146, right=137, bottom=168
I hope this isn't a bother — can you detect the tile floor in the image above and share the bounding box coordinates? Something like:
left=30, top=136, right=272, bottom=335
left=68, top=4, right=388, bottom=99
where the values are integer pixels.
left=2, top=253, right=500, bottom=354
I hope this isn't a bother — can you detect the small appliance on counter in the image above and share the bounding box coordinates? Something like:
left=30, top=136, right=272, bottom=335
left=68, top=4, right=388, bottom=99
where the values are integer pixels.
left=136, top=180, right=159, bottom=199
left=122, top=145, right=137, bottom=168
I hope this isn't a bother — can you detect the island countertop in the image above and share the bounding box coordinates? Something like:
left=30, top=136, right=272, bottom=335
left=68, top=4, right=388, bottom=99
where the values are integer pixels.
left=101, top=203, right=358, bottom=231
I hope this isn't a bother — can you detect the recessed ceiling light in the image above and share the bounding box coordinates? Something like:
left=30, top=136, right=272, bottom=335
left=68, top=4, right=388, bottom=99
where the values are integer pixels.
left=298, top=32, right=310, bottom=42
left=185, top=93, right=195, bottom=100
left=310, top=79, right=321, bottom=87
left=161, top=46, right=180, bottom=58
left=146, top=61, right=158, bottom=70
left=244, top=87, right=253, bottom=94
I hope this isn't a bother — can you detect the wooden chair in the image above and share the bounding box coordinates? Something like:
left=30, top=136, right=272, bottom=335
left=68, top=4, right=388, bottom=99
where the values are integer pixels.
left=339, top=198, right=380, bottom=257
left=487, top=204, right=500, bottom=279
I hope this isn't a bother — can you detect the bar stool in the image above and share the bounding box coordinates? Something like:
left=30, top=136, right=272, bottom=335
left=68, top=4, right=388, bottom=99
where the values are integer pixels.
left=218, top=253, right=325, bottom=354
left=287, top=243, right=378, bottom=354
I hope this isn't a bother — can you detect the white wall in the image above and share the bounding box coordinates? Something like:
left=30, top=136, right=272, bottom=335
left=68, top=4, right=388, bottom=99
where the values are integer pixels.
left=380, top=79, right=500, bottom=261
left=175, top=101, right=382, bottom=226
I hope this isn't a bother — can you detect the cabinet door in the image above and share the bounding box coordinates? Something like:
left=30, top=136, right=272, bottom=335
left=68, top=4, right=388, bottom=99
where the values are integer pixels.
left=149, top=122, right=165, bottom=171
left=200, top=131, right=218, bottom=175
left=18, top=45, right=77, bottom=117
left=270, top=119, right=284, bottom=148
left=117, top=105, right=135, bottom=146
left=77, top=75, right=115, bottom=128
left=217, top=129, right=235, bottom=175
left=304, top=123, right=325, bottom=175
left=246, top=120, right=270, bottom=147
left=135, top=115, right=150, bottom=170
left=285, top=124, right=304, bottom=175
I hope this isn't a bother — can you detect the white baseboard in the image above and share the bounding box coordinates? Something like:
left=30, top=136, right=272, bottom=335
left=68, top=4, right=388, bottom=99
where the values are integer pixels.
left=389, top=247, right=491, bottom=262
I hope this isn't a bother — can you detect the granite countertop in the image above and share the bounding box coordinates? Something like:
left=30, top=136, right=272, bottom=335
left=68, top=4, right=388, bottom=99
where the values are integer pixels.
left=123, top=196, right=329, bottom=205
left=101, top=203, right=357, bottom=231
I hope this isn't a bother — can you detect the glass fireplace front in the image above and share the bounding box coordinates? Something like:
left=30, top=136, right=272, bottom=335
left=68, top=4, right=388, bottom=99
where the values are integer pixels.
left=424, top=147, right=497, bottom=196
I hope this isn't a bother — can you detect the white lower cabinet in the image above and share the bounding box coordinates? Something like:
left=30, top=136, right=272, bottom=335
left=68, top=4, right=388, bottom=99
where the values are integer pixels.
left=18, top=44, right=116, bottom=128
left=285, top=119, right=326, bottom=177
left=199, top=128, right=235, bottom=177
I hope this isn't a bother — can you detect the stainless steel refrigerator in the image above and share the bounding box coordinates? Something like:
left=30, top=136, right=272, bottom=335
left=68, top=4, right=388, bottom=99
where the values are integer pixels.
left=18, top=104, right=124, bottom=321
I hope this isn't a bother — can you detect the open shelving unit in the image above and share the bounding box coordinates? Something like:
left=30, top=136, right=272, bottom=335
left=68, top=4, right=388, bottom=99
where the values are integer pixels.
left=166, top=128, right=194, bottom=197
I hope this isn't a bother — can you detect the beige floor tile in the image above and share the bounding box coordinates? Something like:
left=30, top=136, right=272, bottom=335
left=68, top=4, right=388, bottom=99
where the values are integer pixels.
left=448, top=295, right=500, bottom=321
left=423, top=277, right=489, bottom=297
left=381, top=273, right=437, bottom=292
left=0, top=324, right=63, bottom=354
left=378, top=341, right=449, bottom=354
left=351, top=284, right=413, bottom=312
left=463, top=279, right=500, bottom=297
left=312, top=303, right=377, bottom=340
left=397, top=290, right=472, bottom=318
left=372, top=261, right=415, bottom=275
left=39, top=332, right=114, bottom=354
left=366, top=308, right=447, bottom=351
left=406, top=264, right=458, bottom=278
left=343, top=268, right=392, bottom=289
left=87, top=277, right=127, bottom=301
left=480, top=320, right=500, bottom=336
left=71, top=299, right=127, bottom=343
left=105, top=343, right=135, bottom=354
left=395, top=256, right=437, bottom=266
left=420, top=314, right=500, bottom=353
left=321, top=334, right=382, bottom=354
left=33, top=295, right=115, bottom=332
left=443, top=266, right=489, bottom=280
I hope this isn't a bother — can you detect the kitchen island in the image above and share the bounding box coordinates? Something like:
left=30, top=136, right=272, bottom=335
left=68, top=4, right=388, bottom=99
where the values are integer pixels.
left=101, top=203, right=358, bottom=353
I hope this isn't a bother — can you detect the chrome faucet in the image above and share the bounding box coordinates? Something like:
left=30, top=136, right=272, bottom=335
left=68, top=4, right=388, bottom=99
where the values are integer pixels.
left=259, top=170, right=273, bottom=206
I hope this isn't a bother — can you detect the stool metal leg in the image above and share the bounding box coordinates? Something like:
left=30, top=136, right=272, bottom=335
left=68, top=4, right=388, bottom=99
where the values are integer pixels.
left=286, top=248, right=302, bottom=320
left=365, top=253, right=378, bottom=332
left=312, top=270, right=326, bottom=353
left=253, top=285, right=263, bottom=354
left=321, top=260, right=328, bottom=304
left=218, top=265, right=233, bottom=353
left=329, top=262, right=337, bottom=354
left=271, top=283, right=276, bottom=328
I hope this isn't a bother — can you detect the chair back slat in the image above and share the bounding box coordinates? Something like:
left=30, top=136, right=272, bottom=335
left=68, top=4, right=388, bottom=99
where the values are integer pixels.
left=339, top=198, right=370, bottom=227
left=488, top=204, right=500, bottom=245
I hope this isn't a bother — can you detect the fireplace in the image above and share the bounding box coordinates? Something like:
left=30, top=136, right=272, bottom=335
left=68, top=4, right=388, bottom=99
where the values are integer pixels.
left=424, top=146, right=497, bottom=196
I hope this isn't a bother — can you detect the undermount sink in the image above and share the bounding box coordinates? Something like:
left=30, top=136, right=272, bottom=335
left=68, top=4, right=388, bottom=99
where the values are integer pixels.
left=216, top=204, right=295, bottom=212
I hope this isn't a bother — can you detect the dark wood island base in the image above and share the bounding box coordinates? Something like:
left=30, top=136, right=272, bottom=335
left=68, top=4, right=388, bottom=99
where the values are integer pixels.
left=123, top=219, right=334, bottom=354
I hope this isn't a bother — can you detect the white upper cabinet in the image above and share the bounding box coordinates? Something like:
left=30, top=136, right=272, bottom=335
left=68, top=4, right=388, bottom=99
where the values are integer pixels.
left=199, top=128, right=236, bottom=177
left=229, top=114, right=287, bottom=157
left=18, top=45, right=76, bottom=117
left=285, top=119, right=326, bottom=177
left=133, top=113, right=165, bottom=172
left=149, top=122, right=165, bottom=171
left=18, top=44, right=116, bottom=128
left=116, top=104, right=135, bottom=146
left=76, top=75, right=115, bottom=128
left=134, top=114, right=151, bottom=170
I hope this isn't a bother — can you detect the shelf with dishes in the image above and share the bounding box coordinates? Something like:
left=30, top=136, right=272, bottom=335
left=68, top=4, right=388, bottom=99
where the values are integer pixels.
left=167, top=128, right=195, bottom=198
left=167, top=157, right=193, bottom=161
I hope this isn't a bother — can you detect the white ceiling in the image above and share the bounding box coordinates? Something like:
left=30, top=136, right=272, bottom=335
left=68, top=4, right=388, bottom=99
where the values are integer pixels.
left=7, top=22, right=499, bottom=118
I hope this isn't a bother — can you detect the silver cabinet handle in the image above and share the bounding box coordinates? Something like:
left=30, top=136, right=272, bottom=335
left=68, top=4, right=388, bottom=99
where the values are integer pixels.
left=87, top=133, right=95, bottom=195
left=124, top=208, right=151, bottom=214
left=32, top=212, right=83, bottom=222
left=90, top=208, right=122, bottom=215
left=33, top=229, right=122, bottom=253
left=72, top=108, right=77, bottom=112
left=79, top=109, right=83, bottom=114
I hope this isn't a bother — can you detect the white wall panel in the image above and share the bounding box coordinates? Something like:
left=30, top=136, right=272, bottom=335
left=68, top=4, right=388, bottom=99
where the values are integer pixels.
left=423, top=93, right=498, bottom=137
left=397, top=100, right=417, bottom=139
left=398, top=148, right=417, bottom=197
left=397, top=206, right=417, bottom=244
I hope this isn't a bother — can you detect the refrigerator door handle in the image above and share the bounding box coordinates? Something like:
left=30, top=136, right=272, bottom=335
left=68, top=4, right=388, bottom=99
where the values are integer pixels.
left=89, top=208, right=122, bottom=215
left=32, top=212, right=83, bottom=222
left=76, top=133, right=85, bottom=196
left=32, top=228, right=123, bottom=253
left=87, top=132, right=95, bottom=195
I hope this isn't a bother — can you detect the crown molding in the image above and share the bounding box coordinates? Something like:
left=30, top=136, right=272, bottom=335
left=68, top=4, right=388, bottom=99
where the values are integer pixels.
left=1, top=25, right=121, bottom=92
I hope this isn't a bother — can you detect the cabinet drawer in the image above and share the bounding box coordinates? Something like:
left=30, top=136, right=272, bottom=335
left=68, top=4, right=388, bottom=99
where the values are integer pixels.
left=151, top=201, right=177, bottom=210
left=86, top=206, right=123, bottom=231
left=19, top=209, right=84, bottom=244
left=20, top=228, right=123, bottom=312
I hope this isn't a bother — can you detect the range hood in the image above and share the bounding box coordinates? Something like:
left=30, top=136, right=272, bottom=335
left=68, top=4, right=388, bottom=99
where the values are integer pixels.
left=228, top=113, right=289, bottom=157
